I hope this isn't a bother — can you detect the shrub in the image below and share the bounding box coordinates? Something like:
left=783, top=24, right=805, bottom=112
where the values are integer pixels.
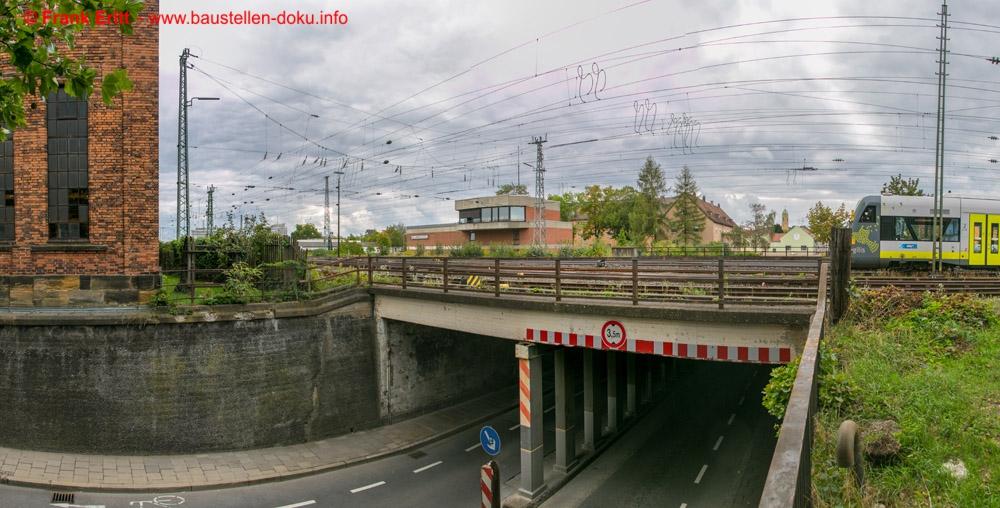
left=762, top=343, right=859, bottom=428
left=415, top=244, right=426, bottom=256
left=523, top=244, right=549, bottom=258
left=450, top=242, right=484, bottom=258
left=488, top=242, right=519, bottom=258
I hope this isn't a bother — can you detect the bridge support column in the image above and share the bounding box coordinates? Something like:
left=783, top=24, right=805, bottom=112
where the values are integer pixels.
left=626, top=353, right=637, bottom=418
left=582, top=349, right=601, bottom=451
left=606, top=351, right=619, bottom=433
left=554, top=348, right=577, bottom=473
left=644, top=356, right=653, bottom=404
left=516, top=343, right=546, bottom=499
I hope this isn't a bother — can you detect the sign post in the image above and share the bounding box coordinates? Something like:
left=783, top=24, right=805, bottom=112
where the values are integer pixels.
left=479, top=426, right=501, bottom=508
left=481, top=459, right=500, bottom=508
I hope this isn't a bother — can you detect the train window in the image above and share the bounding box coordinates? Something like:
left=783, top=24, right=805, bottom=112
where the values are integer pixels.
left=859, top=205, right=876, bottom=223
left=881, top=216, right=940, bottom=242
left=943, top=218, right=960, bottom=242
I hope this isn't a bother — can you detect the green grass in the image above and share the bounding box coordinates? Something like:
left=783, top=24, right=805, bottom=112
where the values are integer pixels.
left=811, top=291, right=1000, bottom=507
left=159, top=273, right=237, bottom=305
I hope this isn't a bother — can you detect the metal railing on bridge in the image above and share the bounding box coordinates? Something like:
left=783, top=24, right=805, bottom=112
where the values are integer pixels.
left=325, top=256, right=825, bottom=308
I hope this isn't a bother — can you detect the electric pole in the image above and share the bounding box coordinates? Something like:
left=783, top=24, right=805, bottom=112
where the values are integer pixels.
left=324, top=176, right=331, bottom=250
left=529, top=136, right=547, bottom=247
left=206, top=185, right=215, bottom=236
left=176, top=47, right=218, bottom=240
left=335, top=170, right=345, bottom=256
left=932, top=3, right=949, bottom=273
left=176, top=48, right=189, bottom=240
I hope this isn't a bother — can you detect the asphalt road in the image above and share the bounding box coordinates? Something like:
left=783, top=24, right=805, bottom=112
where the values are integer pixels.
left=540, top=360, right=778, bottom=508
left=0, top=358, right=775, bottom=508
left=0, top=389, right=560, bottom=508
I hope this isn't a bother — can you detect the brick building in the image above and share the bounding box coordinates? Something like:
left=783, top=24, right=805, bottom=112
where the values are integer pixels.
left=406, top=195, right=573, bottom=250
left=0, top=2, right=159, bottom=307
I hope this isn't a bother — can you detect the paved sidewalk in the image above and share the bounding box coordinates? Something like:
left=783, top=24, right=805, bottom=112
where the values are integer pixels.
left=0, top=389, right=515, bottom=493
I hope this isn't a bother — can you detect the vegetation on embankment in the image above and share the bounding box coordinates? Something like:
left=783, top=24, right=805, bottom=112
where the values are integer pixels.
left=766, top=287, right=1000, bottom=507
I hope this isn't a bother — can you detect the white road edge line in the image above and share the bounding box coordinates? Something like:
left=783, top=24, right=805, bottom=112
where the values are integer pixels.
left=509, top=423, right=520, bottom=431
left=728, top=413, right=735, bottom=425
left=465, top=443, right=480, bottom=452
left=694, top=464, right=709, bottom=484
left=413, top=460, right=443, bottom=474
left=350, top=481, right=386, bottom=493
left=713, top=436, right=724, bottom=451
left=275, top=502, right=316, bottom=508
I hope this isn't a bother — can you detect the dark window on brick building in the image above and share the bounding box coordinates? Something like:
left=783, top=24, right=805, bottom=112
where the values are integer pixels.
left=47, top=88, right=89, bottom=240
left=0, top=130, right=12, bottom=241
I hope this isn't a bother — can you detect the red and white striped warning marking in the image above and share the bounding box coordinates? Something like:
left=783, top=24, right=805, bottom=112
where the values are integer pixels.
left=524, top=328, right=792, bottom=364
left=481, top=462, right=495, bottom=508
left=519, top=359, right=531, bottom=427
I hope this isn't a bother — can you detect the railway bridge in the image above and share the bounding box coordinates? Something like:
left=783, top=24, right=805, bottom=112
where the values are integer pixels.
left=345, top=256, right=828, bottom=504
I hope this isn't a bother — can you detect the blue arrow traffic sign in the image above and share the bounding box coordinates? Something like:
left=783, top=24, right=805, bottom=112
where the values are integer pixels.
left=480, top=426, right=501, bottom=455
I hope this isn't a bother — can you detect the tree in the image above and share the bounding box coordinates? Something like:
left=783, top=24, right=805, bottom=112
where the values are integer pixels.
left=548, top=191, right=583, bottom=238
left=0, top=0, right=144, bottom=141
left=667, top=166, right=702, bottom=245
left=496, top=183, right=528, bottom=195
left=807, top=201, right=851, bottom=244
left=384, top=223, right=406, bottom=250
left=290, top=223, right=322, bottom=240
left=723, top=223, right=750, bottom=249
left=882, top=174, right=924, bottom=196
left=630, top=156, right=669, bottom=242
left=746, top=203, right=776, bottom=251
left=578, top=185, right=637, bottom=241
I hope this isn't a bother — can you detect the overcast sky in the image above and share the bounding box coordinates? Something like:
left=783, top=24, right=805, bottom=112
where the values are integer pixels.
left=157, top=0, right=1000, bottom=240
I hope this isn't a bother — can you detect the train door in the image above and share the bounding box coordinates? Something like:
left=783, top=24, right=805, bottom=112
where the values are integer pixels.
left=989, top=217, right=1000, bottom=266
left=970, top=214, right=985, bottom=266
left=968, top=214, right=1000, bottom=266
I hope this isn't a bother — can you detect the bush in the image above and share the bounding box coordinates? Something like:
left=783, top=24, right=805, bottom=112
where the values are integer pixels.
left=582, top=240, right=610, bottom=258
left=556, top=242, right=584, bottom=258
left=488, top=242, right=519, bottom=258
left=415, top=244, right=426, bottom=256
left=450, top=242, right=484, bottom=258
left=762, top=343, right=859, bottom=428
left=523, top=244, right=549, bottom=258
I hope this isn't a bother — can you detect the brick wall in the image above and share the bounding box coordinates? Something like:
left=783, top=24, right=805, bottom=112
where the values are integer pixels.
left=0, top=2, right=159, bottom=306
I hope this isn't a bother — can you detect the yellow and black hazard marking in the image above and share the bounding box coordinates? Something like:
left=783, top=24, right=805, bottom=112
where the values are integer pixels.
left=463, top=275, right=482, bottom=287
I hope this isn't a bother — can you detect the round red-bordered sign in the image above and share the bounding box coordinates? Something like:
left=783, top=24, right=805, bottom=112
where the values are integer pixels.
left=601, top=320, right=626, bottom=350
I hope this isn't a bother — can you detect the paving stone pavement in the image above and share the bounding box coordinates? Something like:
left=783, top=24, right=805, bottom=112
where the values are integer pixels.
left=0, top=389, right=515, bottom=493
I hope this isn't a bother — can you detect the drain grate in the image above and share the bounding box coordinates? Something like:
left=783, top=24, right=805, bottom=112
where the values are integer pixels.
left=408, top=450, right=427, bottom=459
left=52, top=492, right=75, bottom=503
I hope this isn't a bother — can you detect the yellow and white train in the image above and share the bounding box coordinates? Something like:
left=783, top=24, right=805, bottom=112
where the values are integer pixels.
left=850, top=194, right=1000, bottom=269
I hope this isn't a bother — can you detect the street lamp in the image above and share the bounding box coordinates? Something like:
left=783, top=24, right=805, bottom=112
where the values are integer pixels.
left=335, top=170, right=345, bottom=256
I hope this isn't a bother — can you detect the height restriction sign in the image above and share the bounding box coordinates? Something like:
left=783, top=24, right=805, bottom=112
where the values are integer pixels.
left=601, top=320, right=626, bottom=350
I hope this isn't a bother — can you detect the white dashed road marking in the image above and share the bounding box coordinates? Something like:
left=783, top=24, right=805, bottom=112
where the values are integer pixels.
left=413, top=461, right=443, bottom=474
left=275, top=502, right=316, bottom=508
left=350, top=481, right=386, bottom=493
left=694, top=465, right=708, bottom=484
left=713, top=436, right=724, bottom=451
left=728, top=413, right=735, bottom=425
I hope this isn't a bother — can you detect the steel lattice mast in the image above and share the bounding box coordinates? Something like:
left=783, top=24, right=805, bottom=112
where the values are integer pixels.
left=932, top=3, right=949, bottom=273
left=176, top=48, right=190, bottom=240
left=324, top=175, right=332, bottom=250
left=206, top=185, right=215, bottom=235
left=530, top=136, right=547, bottom=246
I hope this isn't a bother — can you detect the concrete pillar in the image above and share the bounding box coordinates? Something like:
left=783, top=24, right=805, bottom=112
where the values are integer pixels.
left=582, top=349, right=600, bottom=451
left=554, top=348, right=577, bottom=473
left=606, top=351, right=619, bottom=433
left=516, top=343, right=546, bottom=498
left=374, top=317, right=393, bottom=423
left=626, top=353, right=636, bottom=418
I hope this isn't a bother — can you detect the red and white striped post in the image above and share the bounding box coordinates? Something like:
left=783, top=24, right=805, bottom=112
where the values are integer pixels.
left=481, top=459, right=500, bottom=508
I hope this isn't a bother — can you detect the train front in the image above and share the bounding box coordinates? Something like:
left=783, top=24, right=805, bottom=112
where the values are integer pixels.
left=850, top=195, right=882, bottom=269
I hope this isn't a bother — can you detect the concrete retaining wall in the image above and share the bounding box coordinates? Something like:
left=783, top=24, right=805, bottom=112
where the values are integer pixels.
left=381, top=320, right=516, bottom=421
left=0, top=298, right=380, bottom=454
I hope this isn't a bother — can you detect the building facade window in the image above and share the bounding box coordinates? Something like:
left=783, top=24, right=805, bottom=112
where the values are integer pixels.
left=0, top=130, right=12, bottom=241
left=47, top=88, right=89, bottom=240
